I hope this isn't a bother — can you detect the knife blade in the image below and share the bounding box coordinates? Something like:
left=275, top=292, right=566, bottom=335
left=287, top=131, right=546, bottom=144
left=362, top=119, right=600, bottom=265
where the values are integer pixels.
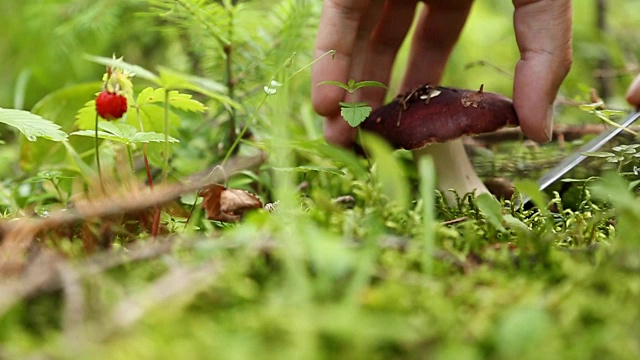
left=537, top=110, right=640, bottom=192
left=518, top=110, right=640, bottom=207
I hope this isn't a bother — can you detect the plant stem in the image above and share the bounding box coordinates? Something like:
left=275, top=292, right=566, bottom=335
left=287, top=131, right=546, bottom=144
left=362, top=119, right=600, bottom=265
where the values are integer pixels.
left=127, top=146, right=135, bottom=175
left=162, top=88, right=170, bottom=182
left=135, top=104, right=160, bottom=237
left=222, top=94, right=268, bottom=165
left=50, top=180, right=65, bottom=205
left=285, top=50, right=335, bottom=82
left=225, top=44, right=236, bottom=152
left=224, top=2, right=237, bottom=154
left=221, top=50, right=310, bottom=165
left=95, top=113, right=105, bottom=193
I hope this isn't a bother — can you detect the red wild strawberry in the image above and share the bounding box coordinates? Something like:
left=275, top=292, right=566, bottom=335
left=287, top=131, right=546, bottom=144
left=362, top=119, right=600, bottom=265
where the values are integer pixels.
left=95, top=90, right=128, bottom=120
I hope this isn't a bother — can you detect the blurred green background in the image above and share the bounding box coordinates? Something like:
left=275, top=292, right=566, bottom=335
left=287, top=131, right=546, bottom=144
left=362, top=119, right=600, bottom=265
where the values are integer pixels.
left=1, top=0, right=639, bottom=111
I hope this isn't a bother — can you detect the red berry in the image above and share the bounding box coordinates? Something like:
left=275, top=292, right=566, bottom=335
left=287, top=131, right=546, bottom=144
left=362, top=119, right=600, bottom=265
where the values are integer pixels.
left=96, top=91, right=128, bottom=120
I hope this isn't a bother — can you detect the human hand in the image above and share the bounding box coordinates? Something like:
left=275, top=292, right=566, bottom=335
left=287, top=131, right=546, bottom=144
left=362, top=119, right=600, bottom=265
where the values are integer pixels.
left=311, top=0, right=573, bottom=147
left=626, top=74, right=640, bottom=109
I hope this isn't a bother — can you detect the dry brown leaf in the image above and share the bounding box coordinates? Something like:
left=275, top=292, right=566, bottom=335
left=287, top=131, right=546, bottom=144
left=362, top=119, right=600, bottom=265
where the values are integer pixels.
left=200, top=184, right=262, bottom=222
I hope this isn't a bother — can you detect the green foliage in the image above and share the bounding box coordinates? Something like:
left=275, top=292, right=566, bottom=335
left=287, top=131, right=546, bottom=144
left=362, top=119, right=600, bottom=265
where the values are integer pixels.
left=71, top=122, right=179, bottom=146
left=76, top=87, right=206, bottom=133
left=19, top=82, right=102, bottom=172
left=360, top=133, right=410, bottom=211
left=339, top=101, right=372, bottom=127
left=319, top=79, right=388, bottom=127
left=1, top=1, right=640, bottom=359
left=0, top=108, right=67, bottom=142
left=584, top=144, right=640, bottom=174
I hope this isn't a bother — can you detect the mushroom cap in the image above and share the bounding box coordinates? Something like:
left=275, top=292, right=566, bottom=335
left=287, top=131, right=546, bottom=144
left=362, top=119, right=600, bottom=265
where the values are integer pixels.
left=360, top=85, right=519, bottom=150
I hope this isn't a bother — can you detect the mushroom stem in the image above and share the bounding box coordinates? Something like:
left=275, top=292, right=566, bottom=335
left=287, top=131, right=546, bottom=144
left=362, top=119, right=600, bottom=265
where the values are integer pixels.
left=412, top=139, right=488, bottom=204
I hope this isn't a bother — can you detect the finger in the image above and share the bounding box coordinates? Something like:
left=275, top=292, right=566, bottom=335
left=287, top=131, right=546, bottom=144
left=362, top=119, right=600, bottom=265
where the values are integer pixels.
left=315, top=0, right=387, bottom=147
left=357, top=0, right=418, bottom=108
left=626, top=74, right=640, bottom=108
left=512, top=0, right=572, bottom=143
left=401, top=0, right=474, bottom=91
left=323, top=114, right=357, bottom=147
left=311, top=0, right=372, bottom=118
left=348, top=0, right=386, bottom=85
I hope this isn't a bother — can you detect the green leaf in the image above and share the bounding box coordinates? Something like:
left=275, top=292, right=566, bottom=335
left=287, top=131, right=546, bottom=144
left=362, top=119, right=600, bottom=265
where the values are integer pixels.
left=317, top=79, right=388, bottom=94
left=85, top=55, right=160, bottom=84
left=578, top=102, right=604, bottom=111
left=514, top=179, right=549, bottom=215
left=503, top=214, right=531, bottom=234
left=273, top=166, right=346, bottom=176
left=157, top=66, right=226, bottom=93
left=99, top=121, right=135, bottom=139
left=476, top=193, right=506, bottom=232
left=600, top=109, right=625, bottom=118
left=291, top=140, right=368, bottom=179
left=590, top=173, right=640, bottom=246
left=137, top=104, right=181, bottom=134
left=157, top=67, right=240, bottom=109
left=612, top=144, right=640, bottom=153
left=0, top=108, right=67, bottom=142
left=75, top=99, right=99, bottom=130
left=70, top=129, right=125, bottom=144
left=316, top=80, right=351, bottom=92
left=593, top=111, right=638, bottom=136
left=21, top=82, right=101, bottom=172
left=351, top=80, right=388, bottom=91
left=71, top=121, right=178, bottom=145
left=561, top=176, right=601, bottom=183
left=582, top=151, right=615, bottom=158
left=76, top=98, right=181, bottom=135
left=360, top=133, right=410, bottom=211
left=136, top=88, right=207, bottom=113
left=339, top=102, right=371, bottom=127
left=132, top=132, right=179, bottom=144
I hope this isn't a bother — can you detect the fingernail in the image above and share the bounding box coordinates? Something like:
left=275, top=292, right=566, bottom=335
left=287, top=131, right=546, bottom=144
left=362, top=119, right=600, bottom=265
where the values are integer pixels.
left=544, top=106, right=554, bottom=142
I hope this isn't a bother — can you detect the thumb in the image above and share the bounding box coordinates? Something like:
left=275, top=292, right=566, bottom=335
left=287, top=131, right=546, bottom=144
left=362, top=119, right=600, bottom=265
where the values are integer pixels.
left=512, top=0, right=572, bottom=143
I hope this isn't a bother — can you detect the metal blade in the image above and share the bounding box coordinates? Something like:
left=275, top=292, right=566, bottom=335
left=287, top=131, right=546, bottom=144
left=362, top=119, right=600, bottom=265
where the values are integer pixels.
left=537, top=110, right=640, bottom=191
left=517, top=110, right=640, bottom=208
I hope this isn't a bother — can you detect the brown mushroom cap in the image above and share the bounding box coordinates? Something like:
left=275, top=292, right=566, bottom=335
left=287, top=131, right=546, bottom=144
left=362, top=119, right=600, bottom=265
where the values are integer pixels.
left=360, top=85, right=519, bottom=150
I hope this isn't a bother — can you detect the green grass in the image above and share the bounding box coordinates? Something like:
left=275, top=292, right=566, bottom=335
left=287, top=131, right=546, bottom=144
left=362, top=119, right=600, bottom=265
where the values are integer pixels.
left=1, top=0, right=640, bottom=359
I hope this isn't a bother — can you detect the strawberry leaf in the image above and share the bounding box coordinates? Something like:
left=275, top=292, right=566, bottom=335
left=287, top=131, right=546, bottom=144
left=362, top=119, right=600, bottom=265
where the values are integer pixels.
left=70, top=122, right=178, bottom=145
left=132, top=132, right=179, bottom=144
left=136, top=88, right=206, bottom=113
left=0, top=108, right=67, bottom=142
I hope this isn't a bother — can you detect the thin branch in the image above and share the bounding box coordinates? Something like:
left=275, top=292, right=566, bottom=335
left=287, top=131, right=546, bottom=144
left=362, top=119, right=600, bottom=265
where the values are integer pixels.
left=0, top=152, right=265, bottom=273
left=110, top=262, right=220, bottom=329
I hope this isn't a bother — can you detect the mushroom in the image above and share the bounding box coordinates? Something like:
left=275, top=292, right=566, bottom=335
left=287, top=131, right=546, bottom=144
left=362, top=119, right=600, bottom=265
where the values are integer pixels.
left=360, top=84, right=519, bottom=203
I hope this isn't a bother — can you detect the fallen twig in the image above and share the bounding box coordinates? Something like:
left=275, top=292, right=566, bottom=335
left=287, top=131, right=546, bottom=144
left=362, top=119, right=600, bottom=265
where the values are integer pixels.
left=468, top=124, right=640, bottom=147
left=0, top=236, right=182, bottom=315
left=0, top=153, right=266, bottom=274
left=110, top=261, right=220, bottom=329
